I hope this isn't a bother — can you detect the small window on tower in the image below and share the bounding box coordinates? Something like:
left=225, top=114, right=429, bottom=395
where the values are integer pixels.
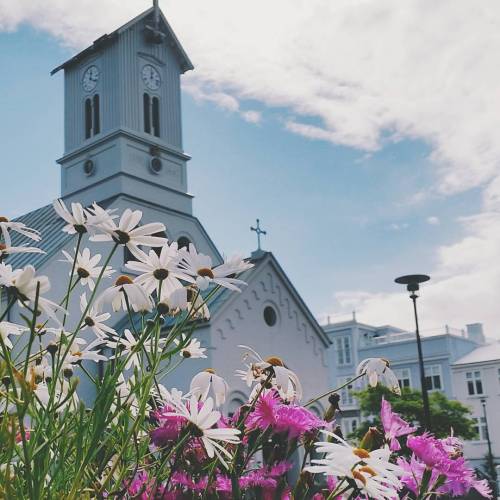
left=152, top=97, right=160, bottom=137
left=143, top=93, right=151, bottom=134
left=85, top=98, right=92, bottom=139
left=93, top=94, right=100, bottom=135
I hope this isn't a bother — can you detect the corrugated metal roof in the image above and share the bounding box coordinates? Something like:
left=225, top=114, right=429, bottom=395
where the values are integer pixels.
left=8, top=204, right=71, bottom=270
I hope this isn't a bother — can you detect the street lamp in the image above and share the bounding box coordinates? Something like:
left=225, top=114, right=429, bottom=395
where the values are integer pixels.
left=395, top=274, right=431, bottom=431
left=480, top=398, right=497, bottom=496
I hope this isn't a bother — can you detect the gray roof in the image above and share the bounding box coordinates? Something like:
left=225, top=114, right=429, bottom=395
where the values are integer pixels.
left=9, top=203, right=71, bottom=270
left=51, top=7, right=194, bottom=75
left=453, top=342, right=500, bottom=365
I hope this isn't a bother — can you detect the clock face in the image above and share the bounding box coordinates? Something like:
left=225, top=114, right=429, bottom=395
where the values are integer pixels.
left=82, top=65, right=99, bottom=92
left=142, top=64, right=161, bottom=90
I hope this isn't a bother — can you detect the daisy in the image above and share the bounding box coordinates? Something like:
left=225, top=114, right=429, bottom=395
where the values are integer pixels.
left=0, top=321, right=26, bottom=349
left=164, top=392, right=240, bottom=468
left=90, top=208, right=167, bottom=259
left=53, top=199, right=115, bottom=235
left=0, top=218, right=41, bottom=246
left=61, top=247, right=114, bottom=290
left=174, top=335, right=207, bottom=359
left=125, top=244, right=192, bottom=297
left=160, top=286, right=210, bottom=319
left=356, top=358, right=401, bottom=395
left=0, top=264, right=65, bottom=324
left=0, top=243, right=44, bottom=262
left=65, top=337, right=108, bottom=365
left=179, top=244, right=253, bottom=291
left=79, top=293, right=116, bottom=338
left=236, top=345, right=303, bottom=402
left=307, top=431, right=403, bottom=499
left=96, top=275, right=153, bottom=313
left=107, top=329, right=157, bottom=370
left=190, top=369, right=229, bottom=407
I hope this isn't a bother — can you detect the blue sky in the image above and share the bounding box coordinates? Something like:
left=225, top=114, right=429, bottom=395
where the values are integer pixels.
left=1, top=2, right=498, bottom=335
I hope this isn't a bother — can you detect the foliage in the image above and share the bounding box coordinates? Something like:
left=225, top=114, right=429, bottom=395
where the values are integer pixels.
left=351, top=385, right=478, bottom=440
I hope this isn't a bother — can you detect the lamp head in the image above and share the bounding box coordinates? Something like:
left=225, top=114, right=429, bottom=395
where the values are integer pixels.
left=395, top=274, right=430, bottom=294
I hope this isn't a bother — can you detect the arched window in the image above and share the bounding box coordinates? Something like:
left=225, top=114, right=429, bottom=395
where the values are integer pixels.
left=152, top=97, right=160, bottom=137
left=84, top=95, right=100, bottom=139
left=177, top=236, right=191, bottom=250
left=85, top=98, right=92, bottom=139
left=143, top=93, right=160, bottom=137
left=143, top=93, right=151, bottom=134
left=93, top=94, right=100, bottom=135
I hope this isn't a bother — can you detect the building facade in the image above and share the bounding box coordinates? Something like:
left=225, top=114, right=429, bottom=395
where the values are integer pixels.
left=323, top=318, right=483, bottom=437
left=452, top=342, right=500, bottom=474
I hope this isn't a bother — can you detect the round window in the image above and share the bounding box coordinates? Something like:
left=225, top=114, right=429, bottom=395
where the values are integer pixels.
left=263, top=305, right=277, bottom=327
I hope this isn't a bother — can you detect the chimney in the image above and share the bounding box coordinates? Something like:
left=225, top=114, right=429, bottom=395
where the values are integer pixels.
left=466, top=323, right=485, bottom=344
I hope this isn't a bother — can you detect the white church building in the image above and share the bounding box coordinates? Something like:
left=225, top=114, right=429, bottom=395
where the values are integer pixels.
left=6, top=5, right=331, bottom=415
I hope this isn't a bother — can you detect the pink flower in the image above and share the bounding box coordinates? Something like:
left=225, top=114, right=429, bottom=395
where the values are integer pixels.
left=407, top=433, right=446, bottom=467
left=380, top=397, right=416, bottom=451
left=246, top=390, right=280, bottom=431
left=273, top=405, right=325, bottom=438
left=150, top=405, right=187, bottom=447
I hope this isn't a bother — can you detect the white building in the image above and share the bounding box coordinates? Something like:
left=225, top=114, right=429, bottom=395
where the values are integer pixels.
left=452, top=342, right=500, bottom=472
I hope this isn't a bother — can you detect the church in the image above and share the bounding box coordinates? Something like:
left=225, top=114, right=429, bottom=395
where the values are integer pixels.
left=7, top=4, right=331, bottom=415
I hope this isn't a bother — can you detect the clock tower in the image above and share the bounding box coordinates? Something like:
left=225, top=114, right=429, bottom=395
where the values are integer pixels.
left=52, top=4, right=194, bottom=214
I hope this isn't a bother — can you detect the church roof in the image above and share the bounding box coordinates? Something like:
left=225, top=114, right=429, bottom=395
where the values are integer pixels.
left=51, top=7, right=194, bottom=75
left=9, top=203, right=70, bottom=270
left=453, top=342, right=500, bottom=366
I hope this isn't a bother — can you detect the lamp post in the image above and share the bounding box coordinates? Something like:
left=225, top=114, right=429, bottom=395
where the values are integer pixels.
left=480, top=398, right=497, bottom=496
left=395, top=274, right=431, bottom=431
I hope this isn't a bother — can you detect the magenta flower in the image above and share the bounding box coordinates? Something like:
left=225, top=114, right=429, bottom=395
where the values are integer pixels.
left=380, top=396, right=416, bottom=451
left=150, top=405, right=187, bottom=447
left=246, top=390, right=280, bottom=431
left=273, top=405, right=325, bottom=438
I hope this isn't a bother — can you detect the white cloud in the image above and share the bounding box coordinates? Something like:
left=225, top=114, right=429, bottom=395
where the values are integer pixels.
left=2, top=0, right=500, bottom=336
left=388, top=222, right=409, bottom=231
left=427, top=216, right=440, bottom=225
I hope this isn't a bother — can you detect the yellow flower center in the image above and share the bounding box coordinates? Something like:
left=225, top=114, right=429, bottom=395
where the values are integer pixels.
left=204, top=368, right=216, bottom=374
left=352, top=470, right=367, bottom=486
left=197, top=268, right=214, bottom=279
left=359, top=466, right=377, bottom=477
left=115, top=275, right=133, bottom=286
left=0, top=216, right=9, bottom=222
left=353, top=448, right=371, bottom=459
left=77, top=267, right=90, bottom=279
left=265, top=356, right=285, bottom=367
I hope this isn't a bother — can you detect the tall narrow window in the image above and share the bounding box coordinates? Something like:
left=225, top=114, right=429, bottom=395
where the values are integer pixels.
left=143, top=93, right=151, bottom=134
left=85, top=98, right=92, bottom=139
left=424, top=365, right=442, bottom=391
left=93, top=94, right=100, bottom=135
left=152, top=97, right=160, bottom=137
left=466, top=371, right=483, bottom=395
left=335, top=336, right=352, bottom=366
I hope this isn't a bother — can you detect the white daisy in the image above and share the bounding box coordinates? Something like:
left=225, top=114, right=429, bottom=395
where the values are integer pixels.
left=61, top=247, right=114, bottom=291
left=190, top=369, right=229, bottom=407
left=174, top=335, right=207, bottom=359
left=96, top=275, right=153, bottom=313
left=164, top=392, right=240, bottom=468
left=307, top=432, right=403, bottom=499
left=90, top=208, right=167, bottom=259
left=34, top=379, right=78, bottom=409
left=0, top=321, right=26, bottom=349
left=159, top=287, right=210, bottom=319
left=107, top=329, right=158, bottom=371
left=236, top=345, right=303, bottom=402
left=0, top=243, right=44, bottom=262
left=80, top=293, right=116, bottom=338
left=179, top=244, right=253, bottom=292
left=356, top=358, right=401, bottom=395
left=0, top=264, right=66, bottom=324
left=65, top=337, right=108, bottom=365
left=125, top=244, right=192, bottom=297
left=0, top=217, right=41, bottom=246
left=53, top=199, right=89, bottom=235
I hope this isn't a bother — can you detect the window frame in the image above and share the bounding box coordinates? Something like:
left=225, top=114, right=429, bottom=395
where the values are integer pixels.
left=424, top=364, right=443, bottom=392
left=396, top=367, right=412, bottom=390
left=335, top=335, right=352, bottom=367
left=472, top=416, right=488, bottom=441
left=465, top=370, right=483, bottom=396
left=337, top=376, right=355, bottom=407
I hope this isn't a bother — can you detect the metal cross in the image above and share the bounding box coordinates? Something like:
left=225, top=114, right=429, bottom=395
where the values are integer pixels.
left=250, top=219, right=267, bottom=251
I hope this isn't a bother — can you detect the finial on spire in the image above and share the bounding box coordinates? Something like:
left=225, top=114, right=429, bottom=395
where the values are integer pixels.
left=145, top=0, right=166, bottom=44
left=153, top=0, right=160, bottom=30
left=250, top=219, right=267, bottom=252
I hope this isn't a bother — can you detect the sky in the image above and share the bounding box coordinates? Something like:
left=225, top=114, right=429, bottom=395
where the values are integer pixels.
left=0, top=0, right=499, bottom=337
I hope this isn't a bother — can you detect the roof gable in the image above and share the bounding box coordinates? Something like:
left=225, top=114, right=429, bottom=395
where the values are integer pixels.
left=51, top=7, right=193, bottom=75
left=208, top=252, right=330, bottom=347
